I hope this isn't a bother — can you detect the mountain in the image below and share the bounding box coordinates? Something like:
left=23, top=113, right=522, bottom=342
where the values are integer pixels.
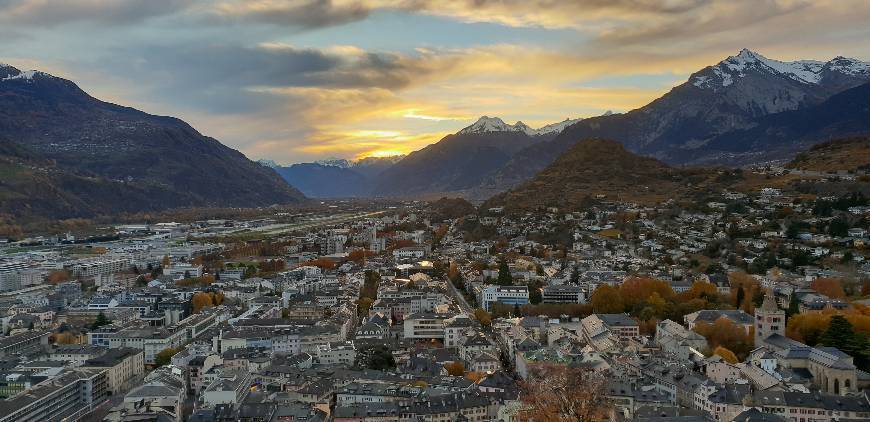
left=457, top=116, right=582, bottom=136
left=691, top=81, right=870, bottom=163
left=486, top=137, right=869, bottom=213
left=272, top=155, right=403, bottom=198
left=474, top=49, right=870, bottom=196
left=786, top=137, right=870, bottom=173
left=0, top=64, right=305, bottom=219
left=483, top=139, right=737, bottom=212
left=370, top=116, right=581, bottom=197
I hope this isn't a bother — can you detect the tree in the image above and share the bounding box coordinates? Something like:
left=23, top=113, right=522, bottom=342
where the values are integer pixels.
left=590, top=284, right=624, bottom=314
left=786, top=293, right=800, bottom=319
left=693, top=316, right=754, bottom=361
left=517, top=364, right=613, bottom=421
left=735, top=286, right=745, bottom=309
left=47, top=270, right=72, bottom=284
left=155, top=348, right=178, bottom=367
left=358, top=345, right=395, bottom=371
left=819, top=315, right=855, bottom=348
left=191, top=292, right=215, bottom=313
left=810, top=278, right=846, bottom=299
left=528, top=281, right=543, bottom=304
left=496, top=259, right=513, bottom=286
left=53, top=332, right=78, bottom=344
left=474, top=308, right=492, bottom=327
left=357, top=297, right=374, bottom=319
left=91, top=312, right=111, bottom=329
left=444, top=361, right=465, bottom=376
left=713, top=346, right=739, bottom=364
left=786, top=313, right=830, bottom=346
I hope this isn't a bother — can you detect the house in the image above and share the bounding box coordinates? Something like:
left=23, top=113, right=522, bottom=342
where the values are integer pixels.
left=654, top=319, right=707, bottom=361
left=684, top=309, right=754, bottom=333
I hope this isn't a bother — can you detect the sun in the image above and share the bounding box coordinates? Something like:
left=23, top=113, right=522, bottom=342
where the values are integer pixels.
left=360, top=149, right=405, bottom=159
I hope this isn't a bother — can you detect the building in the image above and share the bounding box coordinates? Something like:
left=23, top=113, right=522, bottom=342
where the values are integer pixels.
left=162, top=263, right=203, bottom=280
left=403, top=312, right=452, bottom=340
left=754, top=292, right=785, bottom=346
left=542, top=285, right=585, bottom=304
left=480, top=285, right=530, bottom=311
left=316, top=342, right=357, bottom=365
left=654, top=319, right=707, bottom=361
left=81, top=347, right=145, bottom=395
left=392, top=246, right=427, bottom=260
left=0, top=369, right=108, bottom=422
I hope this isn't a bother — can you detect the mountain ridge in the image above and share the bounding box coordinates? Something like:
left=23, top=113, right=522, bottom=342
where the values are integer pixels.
left=0, top=63, right=306, bottom=219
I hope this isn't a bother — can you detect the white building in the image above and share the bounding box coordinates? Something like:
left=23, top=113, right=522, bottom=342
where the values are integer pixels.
left=480, top=285, right=529, bottom=311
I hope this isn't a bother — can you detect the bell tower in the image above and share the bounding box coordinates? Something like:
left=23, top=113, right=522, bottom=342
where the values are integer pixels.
left=755, top=291, right=785, bottom=346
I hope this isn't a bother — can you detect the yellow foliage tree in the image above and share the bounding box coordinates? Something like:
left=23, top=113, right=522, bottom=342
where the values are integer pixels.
left=591, top=284, right=625, bottom=314
left=474, top=308, right=492, bottom=327
left=713, top=346, right=739, bottom=363
left=444, top=361, right=465, bottom=376
left=191, top=292, right=214, bottom=313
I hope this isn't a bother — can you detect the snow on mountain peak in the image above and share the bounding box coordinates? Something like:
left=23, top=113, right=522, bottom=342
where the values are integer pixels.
left=459, top=116, right=582, bottom=136
left=692, top=49, right=869, bottom=90
left=1, top=68, right=44, bottom=83
left=458, top=116, right=516, bottom=134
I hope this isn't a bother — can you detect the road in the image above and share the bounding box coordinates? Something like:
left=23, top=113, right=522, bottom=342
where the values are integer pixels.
left=444, top=270, right=474, bottom=315
left=215, top=210, right=389, bottom=237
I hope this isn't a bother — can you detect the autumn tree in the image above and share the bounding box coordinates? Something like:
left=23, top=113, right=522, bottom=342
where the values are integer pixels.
left=810, top=278, right=846, bottom=299
left=713, top=346, right=739, bottom=364
left=517, top=364, right=613, bottom=422
left=300, top=258, right=336, bottom=270
left=474, top=308, right=492, bottom=327
left=619, top=277, right=674, bottom=312
left=348, top=249, right=371, bottom=262
left=191, top=292, right=215, bottom=313
left=444, top=361, right=465, bottom=376
left=53, top=332, right=78, bottom=344
left=693, top=316, right=754, bottom=361
left=590, top=284, right=624, bottom=314
left=47, top=270, right=72, bottom=284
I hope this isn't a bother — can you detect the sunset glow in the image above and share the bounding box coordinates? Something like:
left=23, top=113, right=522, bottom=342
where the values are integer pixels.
left=1, top=0, right=868, bottom=164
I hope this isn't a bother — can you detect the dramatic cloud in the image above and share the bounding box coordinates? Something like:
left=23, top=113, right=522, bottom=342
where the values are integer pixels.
left=0, top=0, right=868, bottom=162
left=0, top=0, right=195, bottom=25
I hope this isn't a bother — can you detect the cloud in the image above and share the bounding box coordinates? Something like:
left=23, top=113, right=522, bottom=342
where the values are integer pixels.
left=210, top=0, right=371, bottom=29
left=100, top=41, right=456, bottom=115
left=0, top=0, right=195, bottom=25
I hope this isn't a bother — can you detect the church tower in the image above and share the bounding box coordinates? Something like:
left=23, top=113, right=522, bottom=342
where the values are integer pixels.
left=755, top=292, right=785, bottom=346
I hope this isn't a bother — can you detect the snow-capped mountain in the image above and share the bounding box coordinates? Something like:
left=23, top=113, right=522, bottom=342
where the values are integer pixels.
left=458, top=116, right=582, bottom=136
left=313, top=158, right=352, bottom=168
left=692, top=48, right=870, bottom=90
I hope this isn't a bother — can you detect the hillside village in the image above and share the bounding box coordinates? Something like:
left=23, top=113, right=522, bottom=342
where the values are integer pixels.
left=0, top=147, right=868, bottom=422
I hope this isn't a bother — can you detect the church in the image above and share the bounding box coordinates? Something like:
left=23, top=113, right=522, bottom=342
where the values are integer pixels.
left=753, top=293, right=868, bottom=395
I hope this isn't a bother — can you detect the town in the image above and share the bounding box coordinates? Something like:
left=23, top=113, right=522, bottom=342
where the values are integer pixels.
left=0, top=163, right=868, bottom=422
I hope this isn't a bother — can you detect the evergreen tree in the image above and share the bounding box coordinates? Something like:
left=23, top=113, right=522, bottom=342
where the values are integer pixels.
left=819, top=315, right=854, bottom=349
left=497, top=259, right=513, bottom=286
left=735, top=286, right=745, bottom=309
left=786, top=293, right=800, bottom=319
left=91, top=312, right=110, bottom=329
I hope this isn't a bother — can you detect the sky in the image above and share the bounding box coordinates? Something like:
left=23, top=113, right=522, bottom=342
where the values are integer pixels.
left=2, top=0, right=870, bottom=164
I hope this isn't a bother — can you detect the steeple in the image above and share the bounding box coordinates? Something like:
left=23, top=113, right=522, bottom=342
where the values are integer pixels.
left=755, top=290, right=785, bottom=347
left=760, top=291, right=779, bottom=312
